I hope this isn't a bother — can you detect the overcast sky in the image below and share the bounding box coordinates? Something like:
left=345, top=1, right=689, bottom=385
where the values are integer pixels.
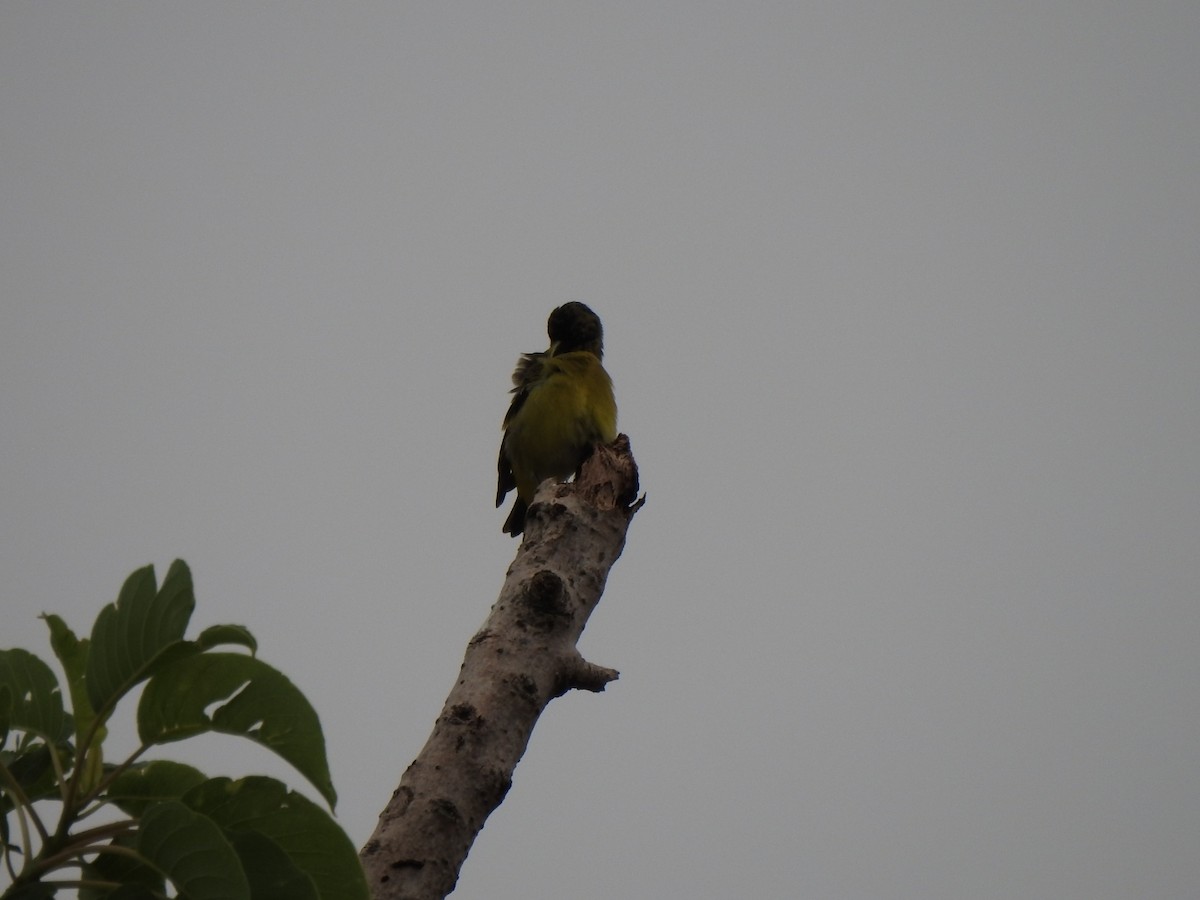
left=3, top=4, right=1199, bottom=898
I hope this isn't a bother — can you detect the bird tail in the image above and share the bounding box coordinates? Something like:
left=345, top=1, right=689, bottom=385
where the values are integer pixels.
left=502, top=498, right=528, bottom=537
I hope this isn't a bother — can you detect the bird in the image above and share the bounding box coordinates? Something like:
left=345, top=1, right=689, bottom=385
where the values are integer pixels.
left=496, top=302, right=618, bottom=536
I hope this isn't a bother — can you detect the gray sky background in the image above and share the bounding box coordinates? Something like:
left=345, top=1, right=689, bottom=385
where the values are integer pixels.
left=3, top=4, right=1198, bottom=898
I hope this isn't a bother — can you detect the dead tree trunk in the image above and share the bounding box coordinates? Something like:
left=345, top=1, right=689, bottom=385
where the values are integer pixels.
left=360, top=437, right=642, bottom=900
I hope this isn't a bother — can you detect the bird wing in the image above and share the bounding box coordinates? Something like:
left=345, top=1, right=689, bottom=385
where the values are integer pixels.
left=496, top=351, right=547, bottom=505
left=502, top=351, right=547, bottom=427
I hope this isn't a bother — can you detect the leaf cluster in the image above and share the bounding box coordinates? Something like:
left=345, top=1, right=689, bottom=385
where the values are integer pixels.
left=0, top=561, right=367, bottom=900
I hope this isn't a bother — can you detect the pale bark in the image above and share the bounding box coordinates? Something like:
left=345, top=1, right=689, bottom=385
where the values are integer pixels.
left=360, top=436, right=642, bottom=900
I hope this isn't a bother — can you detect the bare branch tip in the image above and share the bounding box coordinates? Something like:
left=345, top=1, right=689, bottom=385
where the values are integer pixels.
left=556, top=655, right=620, bottom=696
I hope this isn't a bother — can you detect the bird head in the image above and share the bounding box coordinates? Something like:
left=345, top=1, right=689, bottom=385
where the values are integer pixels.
left=547, top=301, right=604, bottom=359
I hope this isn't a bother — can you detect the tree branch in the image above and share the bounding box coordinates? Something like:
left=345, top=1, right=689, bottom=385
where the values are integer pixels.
left=360, top=436, right=642, bottom=900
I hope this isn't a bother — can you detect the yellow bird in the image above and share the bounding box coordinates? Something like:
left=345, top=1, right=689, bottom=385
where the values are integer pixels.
left=496, top=302, right=618, bottom=536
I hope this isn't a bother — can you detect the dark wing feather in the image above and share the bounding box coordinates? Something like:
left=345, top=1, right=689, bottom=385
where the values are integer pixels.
left=496, top=351, right=547, bottom=506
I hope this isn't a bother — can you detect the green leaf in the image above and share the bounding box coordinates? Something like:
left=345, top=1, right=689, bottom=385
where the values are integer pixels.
left=2, top=883, right=58, bottom=899
left=43, top=614, right=93, bottom=727
left=43, top=614, right=89, bottom=710
left=42, top=613, right=106, bottom=792
left=0, top=648, right=70, bottom=743
left=107, top=759, right=208, bottom=817
left=80, top=833, right=164, bottom=900
left=230, top=830, right=320, bottom=900
left=2, top=742, right=61, bottom=805
left=138, top=654, right=336, bottom=807
left=102, top=887, right=161, bottom=900
left=86, top=561, right=196, bottom=713
left=0, top=682, right=10, bottom=746
left=137, top=800, right=250, bottom=900
left=197, top=623, right=258, bottom=655
left=186, top=776, right=368, bottom=900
